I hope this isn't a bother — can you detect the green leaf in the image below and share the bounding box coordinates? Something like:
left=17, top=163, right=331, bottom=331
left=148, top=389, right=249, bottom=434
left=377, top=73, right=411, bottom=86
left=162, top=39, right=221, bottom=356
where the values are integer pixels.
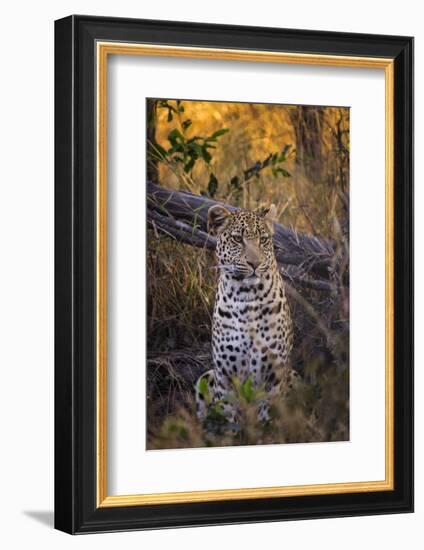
left=168, top=128, right=184, bottom=146
left=168, top=143, right=184, bottom=155
left=201, top=147, right=212, bottom=164
left=188, top=142, right=203, bottom=157
left=207, top=173, right=218, bottom=197
left=182, top=119, right=192, bottom=131
left=198, top=377, right=209, bottom=400
left=275, top=168, right=292, bottom=177
left=209, top=128, right=229, bottom=140
left=240, top=378, right=255, bottom=403
left=167, top=110, right=173, bottom=122
left=184, top=157, right=196, bottom=173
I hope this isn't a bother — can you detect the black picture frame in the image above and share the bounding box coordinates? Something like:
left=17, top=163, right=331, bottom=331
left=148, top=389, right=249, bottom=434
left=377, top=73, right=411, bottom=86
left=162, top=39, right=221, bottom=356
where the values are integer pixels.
left=55, top=15, right=414, bottom=534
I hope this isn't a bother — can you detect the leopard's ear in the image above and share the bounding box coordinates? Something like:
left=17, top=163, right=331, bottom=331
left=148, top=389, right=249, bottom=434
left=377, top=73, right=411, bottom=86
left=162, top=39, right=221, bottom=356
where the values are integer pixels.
left=256, top=204, right=277, bottom=234
left=207, top=205, right=231, bottom=235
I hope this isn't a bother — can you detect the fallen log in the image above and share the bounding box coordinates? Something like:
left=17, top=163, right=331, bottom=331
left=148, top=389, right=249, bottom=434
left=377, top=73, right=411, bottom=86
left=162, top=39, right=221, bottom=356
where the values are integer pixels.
left=147, top=182, right=340, bottom=292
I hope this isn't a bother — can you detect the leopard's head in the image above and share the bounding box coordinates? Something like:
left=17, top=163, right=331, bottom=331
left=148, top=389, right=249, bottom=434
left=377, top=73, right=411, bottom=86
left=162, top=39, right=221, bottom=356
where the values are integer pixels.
left=208, top=204, right=278, bottom=281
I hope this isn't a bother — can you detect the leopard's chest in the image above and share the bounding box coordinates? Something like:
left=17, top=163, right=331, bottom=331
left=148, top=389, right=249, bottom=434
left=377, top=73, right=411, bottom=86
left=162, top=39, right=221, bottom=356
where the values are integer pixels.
left=211, top=273, right=291, bottom=382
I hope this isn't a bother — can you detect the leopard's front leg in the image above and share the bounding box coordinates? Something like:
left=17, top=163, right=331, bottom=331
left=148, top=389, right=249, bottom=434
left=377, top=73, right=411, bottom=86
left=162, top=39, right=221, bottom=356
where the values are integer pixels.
left=195, top=369, right=215, bottom=421
left=213, top=368, right=239, bottom=425
left=195, top=368, right=239, bottom=436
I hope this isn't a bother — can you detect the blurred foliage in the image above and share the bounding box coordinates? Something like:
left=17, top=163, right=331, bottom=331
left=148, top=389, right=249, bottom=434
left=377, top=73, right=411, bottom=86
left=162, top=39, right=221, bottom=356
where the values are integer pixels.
left=151, top=99, right=229, bottom=177
left=149, top=363, right=349, bottom=449
left=146, top=98, right=350, bottom=450
left=148, top=98, right=349, bottom=236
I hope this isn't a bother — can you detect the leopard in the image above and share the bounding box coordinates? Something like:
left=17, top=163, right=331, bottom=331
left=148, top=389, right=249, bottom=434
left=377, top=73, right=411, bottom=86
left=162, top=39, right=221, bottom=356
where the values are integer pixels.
left=195, top=203, right=300, bottom=428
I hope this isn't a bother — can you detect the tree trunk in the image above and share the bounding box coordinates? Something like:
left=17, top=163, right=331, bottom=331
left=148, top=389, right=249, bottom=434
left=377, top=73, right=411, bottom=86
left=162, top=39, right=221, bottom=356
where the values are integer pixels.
left=289, top=106, right=325, bottom=183
left=146, top=99, right=159, bottom=184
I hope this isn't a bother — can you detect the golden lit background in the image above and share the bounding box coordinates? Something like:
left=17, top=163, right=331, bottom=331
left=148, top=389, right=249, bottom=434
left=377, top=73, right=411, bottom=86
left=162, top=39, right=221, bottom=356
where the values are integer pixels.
left=153, top=100, right=349, bottom=236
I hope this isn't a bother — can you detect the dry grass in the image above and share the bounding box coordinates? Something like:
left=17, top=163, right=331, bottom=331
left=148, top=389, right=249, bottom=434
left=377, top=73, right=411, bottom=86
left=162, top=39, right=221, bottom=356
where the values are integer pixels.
left=146, top=99, right=349, bottom=450
left=147, top=236, right=216, bottom=349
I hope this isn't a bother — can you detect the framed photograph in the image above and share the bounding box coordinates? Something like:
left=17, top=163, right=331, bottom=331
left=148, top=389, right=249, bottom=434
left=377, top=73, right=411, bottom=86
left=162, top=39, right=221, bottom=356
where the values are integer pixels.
left=54, top=15, right=413, bottom=534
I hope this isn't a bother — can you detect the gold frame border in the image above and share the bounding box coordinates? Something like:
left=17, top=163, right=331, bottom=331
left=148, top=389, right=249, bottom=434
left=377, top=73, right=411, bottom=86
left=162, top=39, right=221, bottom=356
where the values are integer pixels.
left=96, top=42, right=395, bottom=508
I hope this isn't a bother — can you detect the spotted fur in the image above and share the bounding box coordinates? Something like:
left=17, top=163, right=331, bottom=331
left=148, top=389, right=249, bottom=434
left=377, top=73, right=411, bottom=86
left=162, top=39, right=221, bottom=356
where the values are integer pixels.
left=196, top=204, right=298, bottom=426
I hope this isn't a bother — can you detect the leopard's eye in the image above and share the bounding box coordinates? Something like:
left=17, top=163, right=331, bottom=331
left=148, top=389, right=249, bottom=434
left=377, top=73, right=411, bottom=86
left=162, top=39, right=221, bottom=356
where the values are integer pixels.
left=232, top=234, right=243, bottom=244
left=260, top=235, right=269, bottom=245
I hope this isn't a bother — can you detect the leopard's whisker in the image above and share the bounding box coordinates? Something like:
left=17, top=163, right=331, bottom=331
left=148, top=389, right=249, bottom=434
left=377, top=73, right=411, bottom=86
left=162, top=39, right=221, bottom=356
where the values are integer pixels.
left=210, top=264, right=236, bottom=272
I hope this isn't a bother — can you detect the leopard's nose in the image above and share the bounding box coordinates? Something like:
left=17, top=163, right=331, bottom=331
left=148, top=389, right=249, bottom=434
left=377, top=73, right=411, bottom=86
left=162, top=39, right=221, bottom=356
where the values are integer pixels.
left=246, top=260, right=260, bottom=271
